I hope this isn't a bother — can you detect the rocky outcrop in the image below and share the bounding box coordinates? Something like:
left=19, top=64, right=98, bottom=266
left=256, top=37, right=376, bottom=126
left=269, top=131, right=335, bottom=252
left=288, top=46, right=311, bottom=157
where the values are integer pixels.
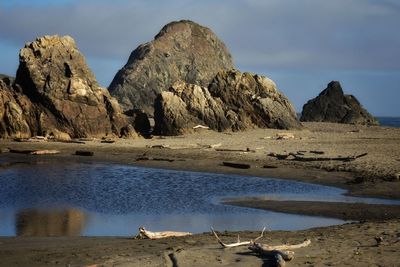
left=300, top=81, right=379, bottom=125
left=153, top=70, right=301, bottom=135
left=209, top=70, right=301, bottom=131
left=0, top=35, right=135, bottom=139
left=153, top=81, right=229, bottom=135
left=109, top=20, right=234, bottom=114
left=0, top=79, right=34, bottom=138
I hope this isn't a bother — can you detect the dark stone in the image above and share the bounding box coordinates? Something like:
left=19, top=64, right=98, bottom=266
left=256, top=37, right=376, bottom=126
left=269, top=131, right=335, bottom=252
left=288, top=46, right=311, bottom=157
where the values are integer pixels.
left=300, top=81, right=379, bottom=125
left=109, top=20, right=234, bottom=114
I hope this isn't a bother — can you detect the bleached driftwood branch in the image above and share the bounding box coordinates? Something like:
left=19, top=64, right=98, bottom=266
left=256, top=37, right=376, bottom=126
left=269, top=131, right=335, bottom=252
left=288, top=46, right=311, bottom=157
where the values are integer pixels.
left=137, top=227, right=192, bottom=239
left=211, top=227, right=266, bottom=248
left=211, top=228, right=311, bottom=265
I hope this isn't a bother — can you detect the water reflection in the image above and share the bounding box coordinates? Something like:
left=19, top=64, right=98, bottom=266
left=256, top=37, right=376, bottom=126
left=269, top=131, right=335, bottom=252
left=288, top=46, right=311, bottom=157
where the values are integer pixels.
left=16, top=209, right=85, bottom=236
left=1, top=158, right=399, bottom=236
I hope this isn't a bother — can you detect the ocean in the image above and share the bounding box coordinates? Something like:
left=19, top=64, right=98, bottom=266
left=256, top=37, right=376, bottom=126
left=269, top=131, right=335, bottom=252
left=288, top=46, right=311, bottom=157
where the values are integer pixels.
left=377, top=117, right=400, bottom=128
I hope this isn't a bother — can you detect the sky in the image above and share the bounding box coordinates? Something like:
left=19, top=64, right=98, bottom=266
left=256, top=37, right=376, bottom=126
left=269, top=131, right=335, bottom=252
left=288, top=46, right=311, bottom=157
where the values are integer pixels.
left=0, top=0, right=399, bottom=116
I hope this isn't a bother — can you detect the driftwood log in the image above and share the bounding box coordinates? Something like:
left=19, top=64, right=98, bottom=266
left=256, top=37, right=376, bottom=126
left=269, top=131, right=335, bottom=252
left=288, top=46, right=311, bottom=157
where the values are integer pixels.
left=75, top=150, right=94, bottom=156
left=9, top=149, right=60, bottom=155
left=137, top=227, right=192, bottom=239
left=268, top=152, right=368, bottom=162
left=222, top=161, right=251, bottom=169
left=212, top=228, right=311, bottom=265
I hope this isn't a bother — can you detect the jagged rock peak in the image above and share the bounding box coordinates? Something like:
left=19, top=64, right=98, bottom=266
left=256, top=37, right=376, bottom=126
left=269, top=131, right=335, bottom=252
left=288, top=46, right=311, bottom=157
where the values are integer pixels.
left=109, top=19, right=234, bottom=114
left=300, top=81, right=379, bottom=125
left=3, top=34, right=136, bottom=139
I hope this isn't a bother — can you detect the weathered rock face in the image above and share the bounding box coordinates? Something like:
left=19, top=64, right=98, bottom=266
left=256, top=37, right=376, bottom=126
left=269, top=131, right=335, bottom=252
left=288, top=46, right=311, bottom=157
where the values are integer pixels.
left=153, top=70, right=301, bottom=135
left=0, top=79, right=34, bottom=138
left=153, top=81, right=229, bottom=135
left=11, top=35, right=135, bottom=138
left=109, top=20, right=234, bottom=114
left=209, top=70, right=301, bottom=131
left=300, top=81, right=379, bottom=125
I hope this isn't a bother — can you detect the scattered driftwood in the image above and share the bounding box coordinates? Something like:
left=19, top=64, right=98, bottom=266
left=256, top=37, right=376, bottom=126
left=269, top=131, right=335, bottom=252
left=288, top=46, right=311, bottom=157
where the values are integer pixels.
left=223, top=161, right=251, bottom=169
left=268, top=152, right=368, bottom=162
left=193, top=124, right=209, bottom=130
left=276, top=133, right=294, bottom=140
left=309, top=150, right=324, bottom=155
left=136, top=157, right=175, bottom=162
left=216, top=148, right=246, bottom=152
left=147, top=144, right=171, bottom=149
left=212, top=228, right=311, bottom=265
left=216, top=148, right=255, bottom=153
left=13, top=137, right=45, bottom=143
left=263, top=164, right=278, bottom=169
left=136, top=227, right=192, bottom=239
left=79, top=138, right=96, bottom=142
left=292, top=152, right=368, bottom=162
left=101, top=140, right=115, bottom=144
left=9, top=149, right=33, bottom=154
left=207, top=143, right=222, bottom=149
left=30, top=150, right=60, bottom=155
left=60, top=140, right=86, bottom=144
left=211, top=227, right=266, bottom=248
left=8, top=149, right=60, bottom=155
left=75, top=150, right=94, bottom=156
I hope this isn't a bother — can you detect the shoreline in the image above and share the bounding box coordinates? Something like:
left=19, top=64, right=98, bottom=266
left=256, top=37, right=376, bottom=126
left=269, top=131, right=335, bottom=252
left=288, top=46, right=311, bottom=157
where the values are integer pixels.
left=1, top=122, right=400, bottom=266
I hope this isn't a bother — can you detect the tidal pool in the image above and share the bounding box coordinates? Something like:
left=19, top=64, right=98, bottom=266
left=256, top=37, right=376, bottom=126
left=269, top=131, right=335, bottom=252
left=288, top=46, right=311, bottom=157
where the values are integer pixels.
left=0, top=158, right=399, bottom=236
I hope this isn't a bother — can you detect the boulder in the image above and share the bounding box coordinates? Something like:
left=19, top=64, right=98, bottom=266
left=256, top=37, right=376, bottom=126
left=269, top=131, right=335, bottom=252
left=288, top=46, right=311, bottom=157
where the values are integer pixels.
left=209, top=70, right=301, bottom=130
left=12, top=35, right=135, bottom=138
left=300, top=81, right=379, bottom=125
left=153, top=81, right=229, bottom=135
left=109, top=20, right=234, bottom=114
left=153, top=70, right=301, bottom=135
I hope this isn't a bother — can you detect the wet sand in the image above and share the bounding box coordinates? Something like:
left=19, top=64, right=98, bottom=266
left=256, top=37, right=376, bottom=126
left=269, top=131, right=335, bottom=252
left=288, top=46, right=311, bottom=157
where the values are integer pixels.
left=0, top=122, right=400, bottom=266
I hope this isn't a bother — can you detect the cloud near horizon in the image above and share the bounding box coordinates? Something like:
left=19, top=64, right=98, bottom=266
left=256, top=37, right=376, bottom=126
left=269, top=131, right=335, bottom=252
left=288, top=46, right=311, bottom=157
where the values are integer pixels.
left=0, top=0, right=399, bottom=115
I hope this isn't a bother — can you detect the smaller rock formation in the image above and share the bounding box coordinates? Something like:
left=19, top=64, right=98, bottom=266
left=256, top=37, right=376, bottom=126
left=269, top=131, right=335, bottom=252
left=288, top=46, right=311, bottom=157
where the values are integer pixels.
left=209, top=70, right=301, bottom=131
left=300, top=81, right=379, bottom=125
left=153, top=70, right=301, bottom=135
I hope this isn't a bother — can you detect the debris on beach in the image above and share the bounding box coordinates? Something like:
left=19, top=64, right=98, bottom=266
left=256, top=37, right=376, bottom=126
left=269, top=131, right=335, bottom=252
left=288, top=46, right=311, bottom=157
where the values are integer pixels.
left=136, top=227, right=192, bottom=239
left=222, top=161, right=251, bottom=169
left=75, top=150, right=94, bottom=156
left=211, top=227, right=311, bottom=266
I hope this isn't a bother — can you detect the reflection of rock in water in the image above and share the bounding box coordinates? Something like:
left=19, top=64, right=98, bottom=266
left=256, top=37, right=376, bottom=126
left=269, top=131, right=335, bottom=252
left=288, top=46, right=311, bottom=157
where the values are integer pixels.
left=16, top=209, right=85, bottom=236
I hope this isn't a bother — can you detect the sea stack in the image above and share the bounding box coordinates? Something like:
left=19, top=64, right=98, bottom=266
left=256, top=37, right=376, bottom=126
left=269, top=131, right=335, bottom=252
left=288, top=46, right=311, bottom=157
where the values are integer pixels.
left=108, top=20, right=234, bottom=114
left=153, top=70, right=301, bottom=135
left=300, top=81, right=379, bottom=125
left=0, top=35, right=136, bottom=139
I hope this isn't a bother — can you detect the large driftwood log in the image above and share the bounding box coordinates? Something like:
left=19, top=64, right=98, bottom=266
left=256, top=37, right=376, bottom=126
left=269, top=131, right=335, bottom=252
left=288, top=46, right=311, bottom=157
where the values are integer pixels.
left=211, top=228, right=311, bottom=264
left=268, top=152, right=368, bottom=162
left=222, top=161, right=251, bottom=169
left=137, top=227, right=192, bottom=239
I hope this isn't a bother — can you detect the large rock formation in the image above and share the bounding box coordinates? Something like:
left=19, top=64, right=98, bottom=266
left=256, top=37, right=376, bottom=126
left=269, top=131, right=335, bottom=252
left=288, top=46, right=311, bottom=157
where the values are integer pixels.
left=300, top=81, right=379, bottom=125
left=154, top=70, right=301, bottom=135
left=109, top=20, right=234, bottom=114
left=0, top=35, right=135, bottom=139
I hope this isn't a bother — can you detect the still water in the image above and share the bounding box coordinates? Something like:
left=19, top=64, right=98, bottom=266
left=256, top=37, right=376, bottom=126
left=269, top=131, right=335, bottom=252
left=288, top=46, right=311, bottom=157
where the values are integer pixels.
left=1, top=158, right=399, bottom=236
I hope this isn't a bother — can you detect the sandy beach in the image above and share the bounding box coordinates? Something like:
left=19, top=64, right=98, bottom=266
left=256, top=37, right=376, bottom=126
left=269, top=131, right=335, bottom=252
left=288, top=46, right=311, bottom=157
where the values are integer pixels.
left=1, top=122, right=400, bottom=266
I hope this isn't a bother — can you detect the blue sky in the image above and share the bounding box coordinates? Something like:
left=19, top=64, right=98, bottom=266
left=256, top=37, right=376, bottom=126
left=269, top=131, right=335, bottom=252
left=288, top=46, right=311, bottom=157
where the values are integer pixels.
left=1, top=0, right=399, bottom=116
